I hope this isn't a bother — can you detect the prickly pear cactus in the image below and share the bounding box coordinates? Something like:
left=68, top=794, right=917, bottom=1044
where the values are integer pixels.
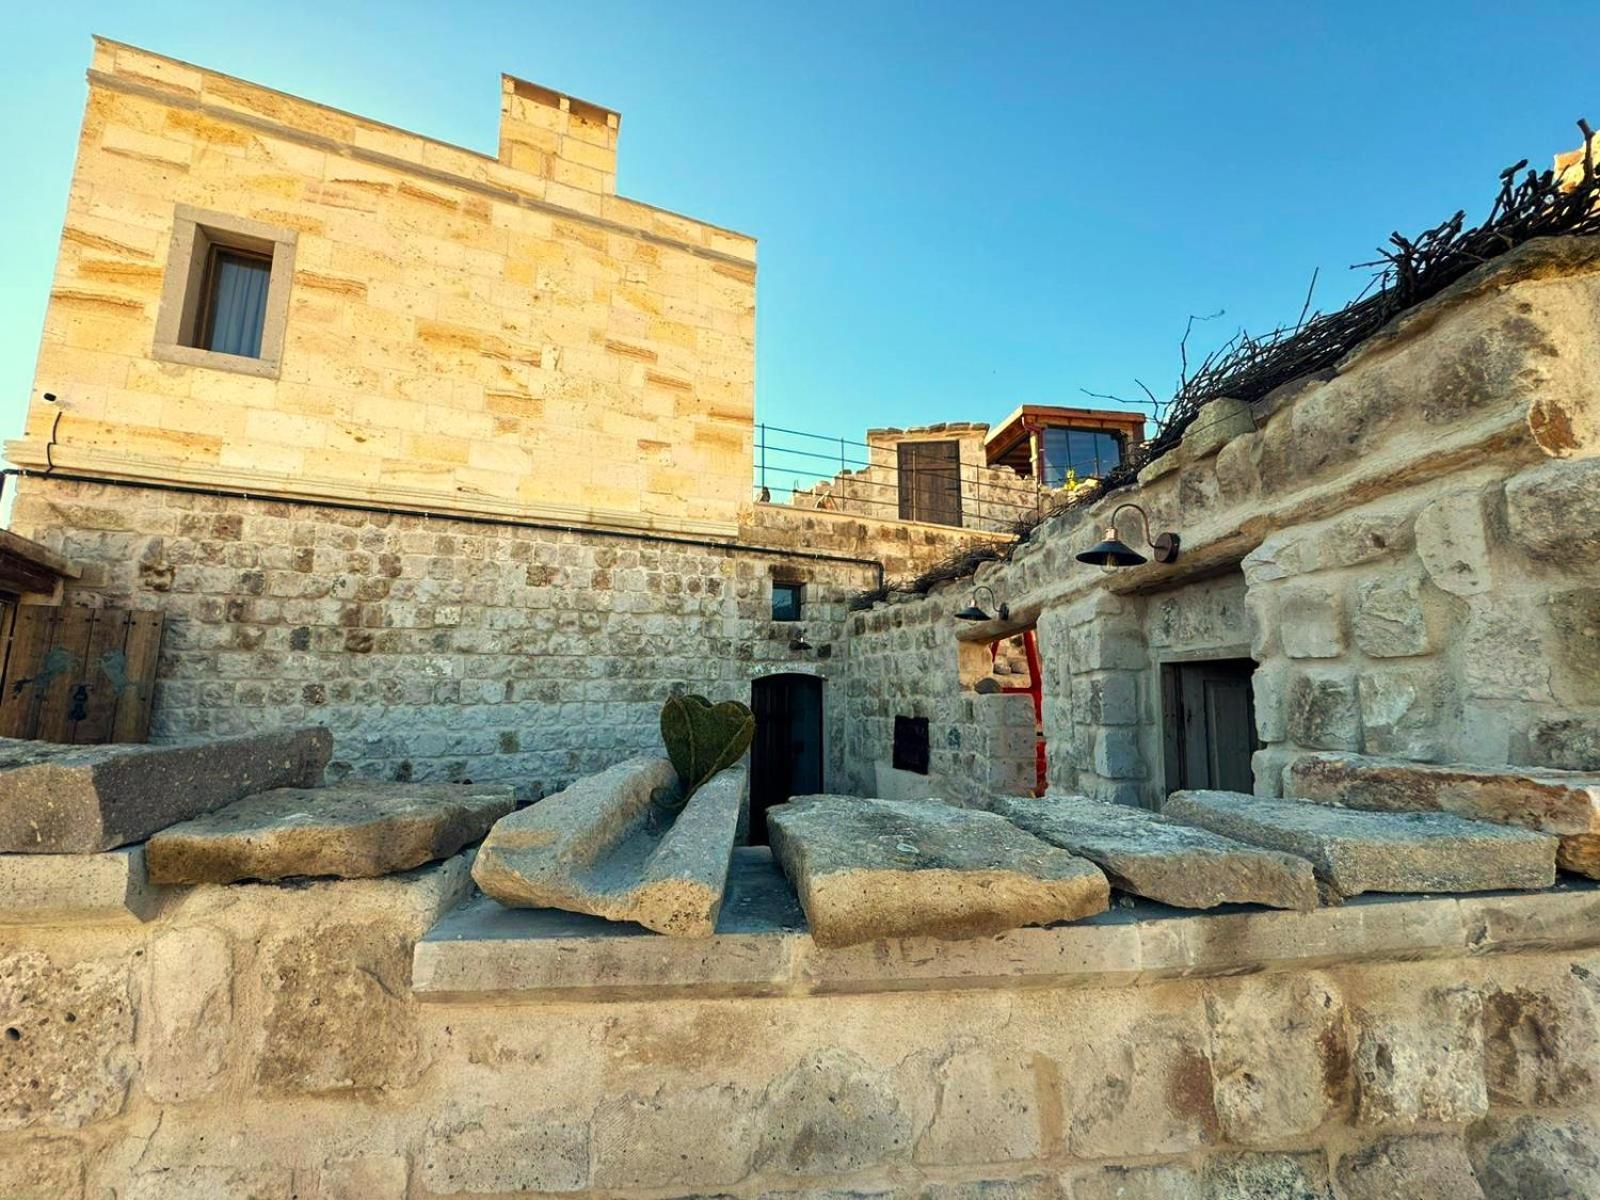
left=661, top=693, right=755, bottom=797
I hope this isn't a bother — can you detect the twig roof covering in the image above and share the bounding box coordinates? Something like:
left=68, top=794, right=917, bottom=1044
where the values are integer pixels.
left=851, top=125, right=1600, bottom=611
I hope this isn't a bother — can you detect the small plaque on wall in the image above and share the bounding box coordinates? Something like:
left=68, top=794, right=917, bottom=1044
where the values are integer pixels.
left=893, top=715, right=930, bottom=775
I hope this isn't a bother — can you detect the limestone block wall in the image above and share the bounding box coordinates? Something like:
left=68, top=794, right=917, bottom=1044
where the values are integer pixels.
left=9, top=39, right=756, bottom=535
left=835, top=238, right=1600, bottom=804
left=8, top=477, right=870, bottom=797
left=6, top=857, right=1600, bottom=1197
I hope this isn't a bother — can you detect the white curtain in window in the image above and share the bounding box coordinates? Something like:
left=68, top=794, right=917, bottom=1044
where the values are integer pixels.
left=207, top=254, right=271, bottom=358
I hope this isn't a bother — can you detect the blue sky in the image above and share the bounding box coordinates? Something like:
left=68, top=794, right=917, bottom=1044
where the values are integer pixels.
left=1, top=1, right=1592, bottom=456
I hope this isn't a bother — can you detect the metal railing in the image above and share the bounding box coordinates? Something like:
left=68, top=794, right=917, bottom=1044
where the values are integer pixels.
left=752, top=423, right=1049, bottom=534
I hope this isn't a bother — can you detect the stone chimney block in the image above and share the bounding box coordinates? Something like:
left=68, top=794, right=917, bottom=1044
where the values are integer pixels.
left=499, top=74, right=620, bottom=195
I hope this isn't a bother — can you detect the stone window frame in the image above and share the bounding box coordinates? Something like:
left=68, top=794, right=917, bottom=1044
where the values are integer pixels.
left=152, top=204, right=297, bottom=379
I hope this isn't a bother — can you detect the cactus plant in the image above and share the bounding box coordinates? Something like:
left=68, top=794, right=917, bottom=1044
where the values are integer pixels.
left=660, top=693, right=755, bottom=798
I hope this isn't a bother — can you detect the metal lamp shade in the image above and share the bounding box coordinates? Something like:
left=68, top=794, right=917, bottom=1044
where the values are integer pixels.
left=954, top=604, right=991, bottom=621
left=1076, top=534, right=1148, bottom=568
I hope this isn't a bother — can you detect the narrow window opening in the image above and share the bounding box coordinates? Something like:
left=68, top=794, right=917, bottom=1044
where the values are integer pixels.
left=771, top=581, right=804, bottom=622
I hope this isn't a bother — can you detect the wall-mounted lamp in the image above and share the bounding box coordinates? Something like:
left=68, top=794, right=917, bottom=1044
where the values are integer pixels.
left=1076, top=503, right=1180, bottom=568
left=789, top=630, right=812, bottom=652
left=955, top=584, right=1009, bottom=623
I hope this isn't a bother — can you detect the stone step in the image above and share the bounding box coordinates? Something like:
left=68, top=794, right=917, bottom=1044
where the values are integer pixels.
left=1162, top=790, right=1557, bottom=900
left=471, top=757, right=744, bottom=938
left=767, top=794, right=1108, bottom=947
left=0, top=728, right=333, bottom=853
left=145, top=781, right=516, bottom=883
left=1285, top=752, right=1600, bottom=836
left=992, top=794, right=1317, bottom=911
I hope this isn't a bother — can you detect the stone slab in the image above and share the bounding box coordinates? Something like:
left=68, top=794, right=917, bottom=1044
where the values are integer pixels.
left=471, top=757, right=743, bottom=937
left=0, top=728, right=333, bottom=854
left=767, top=794, right=1109, bottom=947
left=0, top=846, right=158, bottom=924
left=413, top=850, right=1600, bottom=1001
left=1286, top=751, right=1600, bottom=835
left=417, top=848, right=804, bottom=1000
left=992, top=794, right=1317, bottom=911
left=1162, top=790, right=1557, bottom=900
left=145, top=781, right=515, bottom=883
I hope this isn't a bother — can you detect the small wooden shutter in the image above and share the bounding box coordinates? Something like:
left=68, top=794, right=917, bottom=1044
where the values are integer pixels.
left=897, top=440, right=963, bottom=526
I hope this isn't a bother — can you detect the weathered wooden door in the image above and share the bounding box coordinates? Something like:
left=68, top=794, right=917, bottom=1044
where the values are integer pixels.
left=749, top=673, right=824, bottom=845
left=897, top=440, right=963, bottom=526
left=1162, top=658, right=1258, bottom=795
left=0, top=605, right=165, bottom=743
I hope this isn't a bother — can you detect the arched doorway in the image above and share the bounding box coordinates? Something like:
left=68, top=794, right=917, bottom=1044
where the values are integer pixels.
left=749, top=673, right=824, bottom=844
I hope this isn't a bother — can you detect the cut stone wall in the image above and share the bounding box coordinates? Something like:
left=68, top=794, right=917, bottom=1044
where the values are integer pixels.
left=6, top=854, right=1600, bottom=1198
left=7, top=478, right=872, bottom=797
left=9, top=39, right=757, bottom=535
left=838, top=238, right=1600, bottom=804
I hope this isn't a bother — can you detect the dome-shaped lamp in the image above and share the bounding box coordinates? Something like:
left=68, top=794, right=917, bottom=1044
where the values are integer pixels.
left=955, top=584, right=1010, bottom=622
left=1076, top=503, right=1181, bottom=568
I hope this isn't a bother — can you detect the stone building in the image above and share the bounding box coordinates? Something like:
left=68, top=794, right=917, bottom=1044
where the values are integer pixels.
left=4, top=38, right=999, bottom=805
left=4, top=36, right=1600, bottom=1200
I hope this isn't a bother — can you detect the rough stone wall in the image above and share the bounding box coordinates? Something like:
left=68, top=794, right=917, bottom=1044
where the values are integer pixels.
left=789, top=425, right=1042, bottom=534
left=747, top=501, right=1007, bottom=583
left=8, top=478, right=869, bottom=797
left=10, top=38, right=756, bottom=534
left=838, top=594, right=1039, bottom=802
left=837, top=238, right=1600, bottom=803
left=6, top=859, right=1600, bottom=1198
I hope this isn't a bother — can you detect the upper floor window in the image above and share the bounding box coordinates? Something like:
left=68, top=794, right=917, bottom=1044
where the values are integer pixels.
left=1041, top=427, right=1123, bottom=488
left=153, top=205, right=297, bottom=379
left=197, top=247, right=273, bottom=358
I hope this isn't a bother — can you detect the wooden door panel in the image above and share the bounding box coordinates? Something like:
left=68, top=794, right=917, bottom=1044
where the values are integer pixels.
left=1165, top=658, right=1259, bottom=795
left=897, top=440, right=963, bottom=526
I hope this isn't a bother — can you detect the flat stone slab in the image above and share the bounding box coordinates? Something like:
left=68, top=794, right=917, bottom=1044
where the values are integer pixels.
left=1287, top=752, right=1600, bottom=835
left=767, top=795, right=1109, bottom=947
left=0, top=847, right=158, bottom=924
left=416, top=849, right=1600, bottom=1003
left=0, top=728, right=333, bottom=853
left=145, top=781, right=515, bottom=883
left=471, top=757, right=744, bottom=937
left=1163, top=790, right=1557, bottom=900
left=992, top=794, right=1317, bottom=911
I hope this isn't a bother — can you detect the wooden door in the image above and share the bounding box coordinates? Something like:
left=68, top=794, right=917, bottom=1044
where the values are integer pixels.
left=1162, top=658, right=1259, bottom=796
left=749, top=674, right=824, bottom=844
left=0, top=605, right=164, bottom=743
left=897, top=440, right=963, bottom=526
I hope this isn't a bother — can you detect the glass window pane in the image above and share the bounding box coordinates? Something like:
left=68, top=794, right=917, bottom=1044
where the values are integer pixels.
left=772, top=583, right=803, bottom=621
left=205, top=251, right=272, bottom=358
left=1041, top=428, right=1069, bottom=488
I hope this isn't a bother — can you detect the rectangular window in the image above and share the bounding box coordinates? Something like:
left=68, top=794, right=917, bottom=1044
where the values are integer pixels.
left=197, top=247, right=273, bottom=358
left=1041, top=427, right=1123, bottom=488
left=772, top=581, right=804, bottom=622
left=153, top=205, right=297, bottom=379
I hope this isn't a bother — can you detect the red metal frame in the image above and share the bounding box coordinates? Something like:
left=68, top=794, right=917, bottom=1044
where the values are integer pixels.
left=992, top=629, right=1047, bottom=796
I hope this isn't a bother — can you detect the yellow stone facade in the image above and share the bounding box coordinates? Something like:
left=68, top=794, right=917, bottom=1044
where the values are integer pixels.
left=8, top=39, right=757, bottom=535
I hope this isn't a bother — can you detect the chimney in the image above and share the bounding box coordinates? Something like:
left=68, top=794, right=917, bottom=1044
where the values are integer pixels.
left=499, top=75, right=620, bottom=195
